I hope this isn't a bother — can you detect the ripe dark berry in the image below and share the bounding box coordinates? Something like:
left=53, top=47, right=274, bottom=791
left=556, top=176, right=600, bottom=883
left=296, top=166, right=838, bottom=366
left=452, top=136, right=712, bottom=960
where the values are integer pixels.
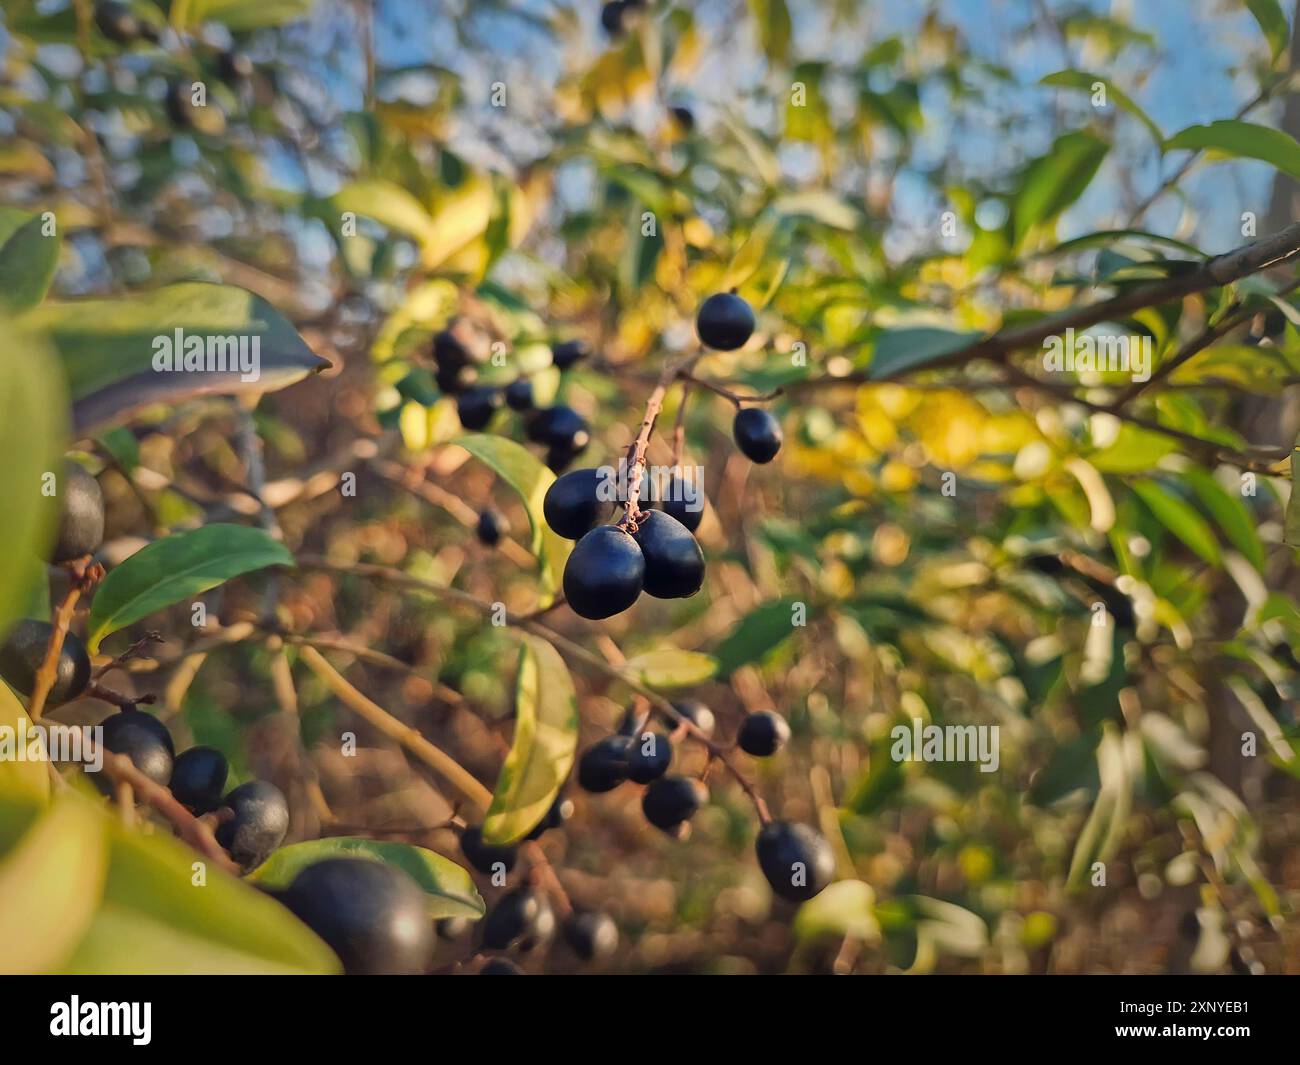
left=459, top=825, right=518, bottom=876
left=551, top=340, right=589, bottom=371
left=433, top=329, right=472, bottom=370
left=755, top=821, right=835, bottom=902
left=525, top=795, right=574, bottom=840
left=217, top=50, right=253, bottom=84
left=544, top=467, right=613, bottom=540
left=481, top=888, right=555, bottom=952
left=281, top=857, right=434, bottom=974
left=527, top=405, right=590, bottom=452
left=600, top=1, right=627, bottom=36
left=546, top=442, right=586, bottom=473
left=481, top=957, right=525, bottom=974
left=642, top=776, right=707, bottom=832
left=732, top=407, right=783, bottom=464
left=457, top=386, right=502, bottom=431
left=94, top=1, right=140, bottom=43
left=0, top=620, right=91, bottom=705
left=564, top=910, right=618, bottom=962
left=562, top=525, right=644, bottom=620
left=671, top=699, right=715, bottom=738
left=215, top=779, right=289, bottom=871
left=435, top=362, right=477, bottom=394
left=660, top=472, right=705, bottom=533
left=169, top=745, right=228, bottom=813
left=670, top=105, right=695, bottom=132
left=626, top=731, right=672, bottom=784
left=476, top=508, right=506, bottom=547
left=738, top=711, right=790, bottom=757
left=504, top=378, right=534, bottom=411
left=437, top=916, right=471, bottom=940
left=696, top=291, right=755, bottom=351
left=97, top=710, right=174, bottom=792
left=577, top=735, right=632, bottom=793
left=52, top=462, right=105, bottom=562
left=632, top=510, right=704, bottom=599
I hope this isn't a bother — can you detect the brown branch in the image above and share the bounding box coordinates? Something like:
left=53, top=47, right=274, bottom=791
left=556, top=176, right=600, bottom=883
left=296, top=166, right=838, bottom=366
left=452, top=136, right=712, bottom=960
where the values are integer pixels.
left=620, top=350, right=705, bottom=522
left=29, top=560, right=102, bottom=722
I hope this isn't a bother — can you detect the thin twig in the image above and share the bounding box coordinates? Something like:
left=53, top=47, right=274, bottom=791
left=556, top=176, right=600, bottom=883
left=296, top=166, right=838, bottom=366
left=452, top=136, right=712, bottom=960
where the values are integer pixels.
left=29, top=560, right=102, bottom=721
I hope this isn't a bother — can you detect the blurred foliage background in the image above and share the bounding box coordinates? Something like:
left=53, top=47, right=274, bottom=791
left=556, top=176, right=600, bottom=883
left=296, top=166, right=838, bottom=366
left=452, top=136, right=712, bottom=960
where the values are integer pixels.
left=4, top=0, right=1300, bottom=973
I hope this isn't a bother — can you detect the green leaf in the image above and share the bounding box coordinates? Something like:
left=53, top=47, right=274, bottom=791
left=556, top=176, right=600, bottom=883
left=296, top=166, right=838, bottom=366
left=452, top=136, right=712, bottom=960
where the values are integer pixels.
left=867, top=327, right=982, bottom=380
left=1012, top=130, right=1110, bottom=246
left=747, top=0, right=791, bottom=63
left=794, top=880, right=879, bottom=942
left=0, top=209, right=59, bottom=313
left=0, top=792, right=107, bottom=974
left=25, top=283, right=330, bottom=433
left=623, top=649, right=718, bottom=689
left=1287, top=436, right=1300, bottom=548
left=1040, top=71, right=1162, bottom=143
left=453, top=434, right=571, bottom=605
left=87, top=524, right=294, bottom=652
left=1164, top=120, right=1300, bottom=182
left=1245, top=0, right=1289, bottom=60
left=0, top=321, right=65, bottom=638
left=179, top=0, right=315, bottom=31
left=248, top=838, right=484, bottom=920
left=0, top=686, right=49, bottom=806
left=1048, top=229, right=1204, bottom=259
left=712, top=597, right=804, bottom=676
left=1132, top=479, right=1222, bottom=565
left=482, top=635, right=579, bottom=846
left=330, top=179, right=436, bottom=244
left=1183, top=468, right=1265, bottom=571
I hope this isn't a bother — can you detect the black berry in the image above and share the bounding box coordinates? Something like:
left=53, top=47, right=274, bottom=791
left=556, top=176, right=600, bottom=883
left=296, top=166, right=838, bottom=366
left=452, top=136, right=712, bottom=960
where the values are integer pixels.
left=457, top=387, right=502, bottom=431
left=755, top=821, right=835, bottom=902
left=481, top=957, right=524, bottom=974
left=564, top=910, right=618, bottom=962
left=544, top=467, right=613, bottom=540
left=546, top=441, right=587, bottom=473
left=738, top=711, right=790, bottom=757
left=600, top=1, right=626, bottom=36
left=642, top=776, right=707, bottom=833
left=281, top=857, right=434, bottom=974
left=671, top=699, right=715, bottom=738
left=459, top=825, right=518, bottom=876
left=733, top=407, right=783, bottom=464
left=525, top=795, right=574, bottom=840
left=660, top=472, right=705, bottom=533
left=626, top=731, right=672, bottom=784
left=577, top=735, right=632, bottom=792
left=696, top=292, right=755, bottom=351
left=215, top=779, right=289, bottom=871
left=0, top=620, right=91, bottom=705
left=632, top=510, right=704, bottom=599
left=169, top=745, right=228, bottom=813
left=97, top=709, right=174, bottom=792
left=504, top=378, right=534, bottom=411
left=527, top=405, right=590, bottom=453
left=52, top=462, right=105, bottom=562
left=551, top=340, right=589, bottom=371
left=562, top=525, right=644, bottom=620
left=670, top=105, right=695, bottom=132
left=217, top=50, right=254, bottom=84
left=437, top=916, right=472, bottom=940
left=436, top=362, right=477, bottom=394
left=476, top=508, right=506, bottom=547
left=433, top=329, right=473, bottom=370
left=94, top=1, right=140, bottom=43
left=481, top=888, right=555, bottom=952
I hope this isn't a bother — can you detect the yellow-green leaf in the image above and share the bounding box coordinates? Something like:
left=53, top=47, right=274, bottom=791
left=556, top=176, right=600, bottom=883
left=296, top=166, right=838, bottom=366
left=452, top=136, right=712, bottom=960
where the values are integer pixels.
left=623, top=648, right=718, bottom=689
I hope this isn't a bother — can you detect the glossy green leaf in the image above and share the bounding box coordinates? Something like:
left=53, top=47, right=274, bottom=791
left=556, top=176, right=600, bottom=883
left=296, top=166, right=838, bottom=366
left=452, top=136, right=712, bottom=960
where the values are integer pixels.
left=0, top=208, right=59, bottom=313
left=712, top=597, right=804, bottom=676
left=1040, top=71, right=1162, bottom=143
left=453, top=434, right=571, bottom=605
left=482, top=635, right=579, bottom=846
left=1164, top=120, right=1300, bottom=182
left=1245, top=0, right=1289, bottom=59
left=1132, top=479, right=1222, bottom=565
left=249, top=838, right=485, bottom=920
left=867, top=327, right=982, bottom=380
left=87, top=524, right=294, bottom=652
left=747, top=0, right=791, bottom=63
left=622, top=649, right=718, bottom=689
left=1012, top=130, right=1109, bottom=245
left=0, top=320, right=65, bottom=639
left=0, top=791, right=108, bottom=974
left=1183, top=468, right=1264, bottom=571
left=25, top=283, right=330, bottom=433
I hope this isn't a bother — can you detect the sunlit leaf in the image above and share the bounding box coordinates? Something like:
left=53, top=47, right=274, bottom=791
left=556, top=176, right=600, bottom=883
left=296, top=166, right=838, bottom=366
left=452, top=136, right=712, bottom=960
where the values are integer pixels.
left=622, top=649, right=718, bottom=689
left=1165, top=120, right=1300, bottom=182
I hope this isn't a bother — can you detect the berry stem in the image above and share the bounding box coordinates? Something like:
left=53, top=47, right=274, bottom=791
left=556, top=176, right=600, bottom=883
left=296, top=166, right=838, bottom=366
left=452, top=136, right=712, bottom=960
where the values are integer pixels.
left=28, top=558, right=102, bottom=722
left=620, top=349, right=705, bottom=524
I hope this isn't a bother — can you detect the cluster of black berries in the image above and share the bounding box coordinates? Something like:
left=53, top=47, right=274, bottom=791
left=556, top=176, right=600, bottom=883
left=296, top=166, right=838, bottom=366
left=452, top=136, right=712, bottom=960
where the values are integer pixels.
left=574, top=699, right=832, bottom=901
left=695, top=292, right=785, bottom=463
left=455, top=796, right=620, bottom=972
left=436, top=327, right=593, bottom=474
left=93, top=2, right=252, bottom=133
